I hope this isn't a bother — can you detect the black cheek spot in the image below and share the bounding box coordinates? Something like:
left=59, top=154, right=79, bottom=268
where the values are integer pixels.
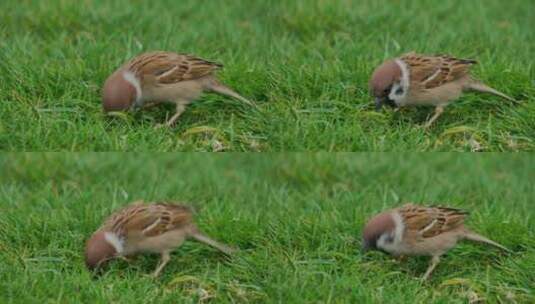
left=385, top=233, right=395, bottom=244
left=395, top=87, right=403, bottom=95
left=383, top=85, right=393, bottom=95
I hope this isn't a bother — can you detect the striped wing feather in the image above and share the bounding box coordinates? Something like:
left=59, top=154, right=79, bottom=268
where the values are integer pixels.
left=401, top=52, right=477, bottom=89
left=102, top=202, right=194, bottom=237
left=399, top=204, right=468, bottom=238
left=127, top=51, right=222, bottom=84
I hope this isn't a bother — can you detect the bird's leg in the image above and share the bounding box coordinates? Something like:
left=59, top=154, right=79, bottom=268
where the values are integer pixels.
left=421, top=255, right=441, bottom=281
left=165, top=103, right=186, bottom=127
left=155, top=103, right=186, bottom=128
left=424, top=106, right=444, bottom=128
left=151, top=251, right=171, bottom=278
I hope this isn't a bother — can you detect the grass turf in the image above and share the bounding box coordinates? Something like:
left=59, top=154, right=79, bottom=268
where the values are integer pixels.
left=0, top=0, right=534, bottom=151
left=0, top=153, right=533, bottom=303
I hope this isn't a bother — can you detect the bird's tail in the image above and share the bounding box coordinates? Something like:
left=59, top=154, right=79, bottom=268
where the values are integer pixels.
left=190, top=230, right=236, bottom=255
left=207, top=79, right=255, bottom=107
left=463, top=230, right=511, bottom=253
left=466, top=82, right=517, bottom=103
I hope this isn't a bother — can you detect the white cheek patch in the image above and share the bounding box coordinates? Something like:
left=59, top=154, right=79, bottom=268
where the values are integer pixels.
left=388, top=83, right=406, bottom=103
left=104, top=232, right=124, bottom=254
left=388, top=59, right=410, bottom=106
left=377, top=233, right=394, bottom=250
left=391, top=212, right=404, bottom=244
left=377, top=212, right=405, bottom=254
left=122, top=71, right=143, bottom=107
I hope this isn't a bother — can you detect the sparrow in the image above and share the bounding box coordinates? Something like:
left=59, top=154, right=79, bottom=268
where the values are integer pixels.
left=369, top=52, right=516, bottom=127
left=362, top=204, right=510, bottom=281
left=102, top=51, right=254, bottom=127
left=85, top=201, right=235, bottom=277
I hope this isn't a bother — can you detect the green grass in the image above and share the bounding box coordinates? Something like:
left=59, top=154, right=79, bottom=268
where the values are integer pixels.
left=0, top=0, right=534, bottom=151
left=0, top=153, right=533, bottom=303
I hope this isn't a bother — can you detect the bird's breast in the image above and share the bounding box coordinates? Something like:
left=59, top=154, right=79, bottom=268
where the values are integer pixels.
left=409, top=82, right=465, bottom=106
left=129, top=230, right=188, bottom=254
left=143, top=80, right=204, bottom=104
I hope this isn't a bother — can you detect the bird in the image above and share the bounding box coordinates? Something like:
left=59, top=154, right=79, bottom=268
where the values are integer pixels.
left=85, top=201, right=235, bottom=277
left=102, top=51, right=254, bottom=127
left=361, top=203, right=510, bottom=281
left=369, top=52, right=516, bottom=128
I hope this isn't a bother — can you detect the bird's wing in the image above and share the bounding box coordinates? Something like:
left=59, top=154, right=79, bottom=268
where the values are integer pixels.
left=103, top=201, right=194, bottom=238
left=127, top=51, right=222, bottom=84
left=398, top=203, right=468, bottom=238
left=401, top=52, right=476, bottom=89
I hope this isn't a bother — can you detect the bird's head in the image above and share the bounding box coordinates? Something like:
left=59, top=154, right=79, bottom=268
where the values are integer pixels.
left=85, top=231, right=122, bottom=271
left=362, top=211, right=397, bottom=253
left=369, top=59, right=404, bottom=110
left=102, top=70, right=140, bottom=112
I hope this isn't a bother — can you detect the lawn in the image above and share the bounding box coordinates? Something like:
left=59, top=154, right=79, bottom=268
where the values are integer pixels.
left=0, top=0, right=534, bottom=151
left=0, top=153, right=533, bottom=303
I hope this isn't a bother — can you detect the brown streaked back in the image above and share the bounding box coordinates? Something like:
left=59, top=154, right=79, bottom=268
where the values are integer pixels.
left=127, top=51, right=222, bottom=84
left=401, top=53, right=477, bottom=89
left=398, top=204, right=468, bottom=238
left=101, top=202, right=195, bottom=238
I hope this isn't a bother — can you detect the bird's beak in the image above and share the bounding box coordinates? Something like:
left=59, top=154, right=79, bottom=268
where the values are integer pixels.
left=375, top=97, right=385, bottom=111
